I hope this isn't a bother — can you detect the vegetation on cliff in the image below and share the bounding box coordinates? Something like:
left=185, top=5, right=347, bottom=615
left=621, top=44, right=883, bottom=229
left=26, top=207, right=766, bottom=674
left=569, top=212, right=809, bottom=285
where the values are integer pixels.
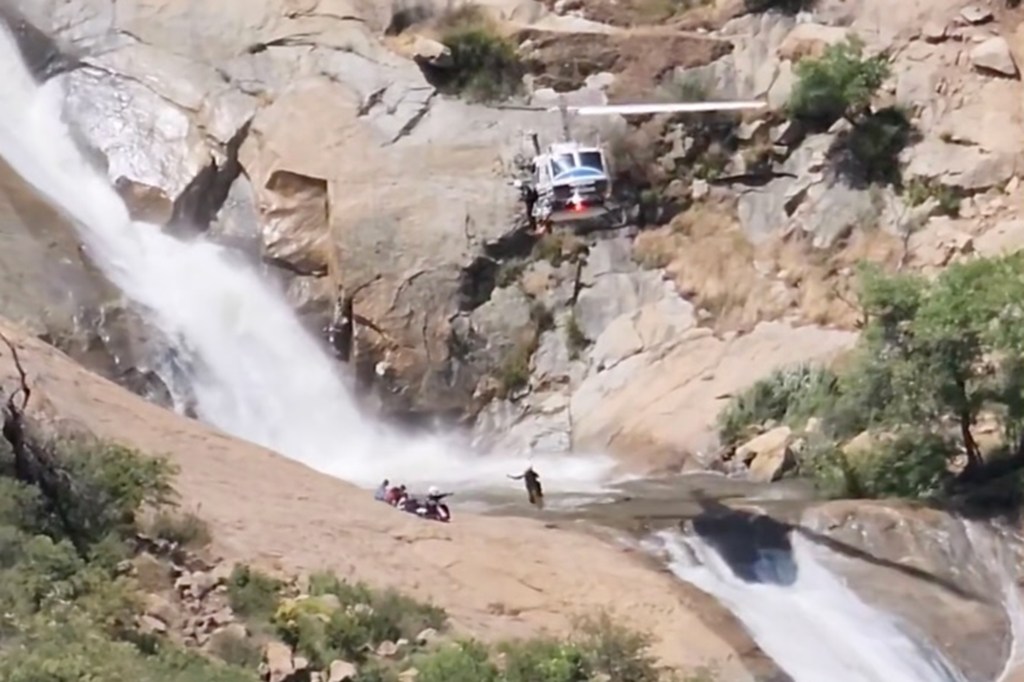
left=0, top=431, right=255, bottom=681
left=718, top=251, right=1024, bottom=510
left=434, top=5, right=524, bottom=103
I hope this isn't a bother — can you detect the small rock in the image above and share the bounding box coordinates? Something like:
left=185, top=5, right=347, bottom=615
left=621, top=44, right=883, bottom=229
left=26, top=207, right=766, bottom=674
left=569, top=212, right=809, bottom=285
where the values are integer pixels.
left=144, top=593, right=177, bottom=625
left=736, top=119, right=767, bottom=142
left=584, top=71, right=616, bottom=91
left=1007, top=176, right=1020, bottom=194
left=293, top=656, right=310, bottom=672
left=922, top=20, right=947, bottom=43
left=410, top=35, right=452, bottom=69
left=691, top=178, right=710, bottom=200
left=777, top=22, right=848, bottom=62
left=140, top=614, right=168, bottom=634
left=960, top=5, right=993, bottom=25
left=209, top=562, right=234, bottom=585
left=415, top=628, right=439, bottom=646
left=264, top=641, right=295, bottom=682
left=327, top=659, right=358, bottom=682
left=970, top=37, right=1019, bottom=77
left=376, top=640, right=401, bottom=658
left=398, top=669, right=419, bottom=682
left=218, top=622, right=249, bottom=640
left=209, top=607, right=235, bottom=626
left=312, top=593, right=342, bottom=612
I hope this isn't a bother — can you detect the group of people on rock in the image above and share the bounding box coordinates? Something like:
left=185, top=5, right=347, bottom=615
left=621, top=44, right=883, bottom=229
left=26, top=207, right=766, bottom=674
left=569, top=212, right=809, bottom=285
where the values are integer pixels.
left=373, top=465, right=545, bottom=523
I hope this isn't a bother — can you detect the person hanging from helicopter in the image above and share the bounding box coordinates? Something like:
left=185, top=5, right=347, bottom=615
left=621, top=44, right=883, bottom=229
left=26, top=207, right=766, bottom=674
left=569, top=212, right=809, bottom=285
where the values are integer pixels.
left=508, top=465, right=544, bottom=509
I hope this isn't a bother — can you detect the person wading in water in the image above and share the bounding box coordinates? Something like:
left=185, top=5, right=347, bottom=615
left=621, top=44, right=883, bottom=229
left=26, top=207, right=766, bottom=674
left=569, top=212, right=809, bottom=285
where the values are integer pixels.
left=508, top=466, right=544, bottom=509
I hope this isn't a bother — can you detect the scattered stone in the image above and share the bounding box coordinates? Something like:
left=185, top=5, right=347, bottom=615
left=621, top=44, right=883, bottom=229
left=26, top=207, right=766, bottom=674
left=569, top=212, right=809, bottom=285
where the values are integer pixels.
left=691, top=178, right=710, bottom=201
left=777, top=23, right=849, bottom=62
left=264, top=641, right=295, bottom=682
left=145, top=593, right=178, bottom=625
left=960, top=5, right=993, bottom=25
left=327, top=659, right=358, bottom=682
left=970, top=37, right=1019, bottom=77
left=415, top=628, right=440, bottom=646
left=376, top=640, right=401, bottom=658
left=219, top=622, right=249, bottom=640
left=922, top=21, right=947, bottom=43
left=140, top=614, right=169, bottom=635
left=209, top=607, right=236, bottom=627
left=408, top=35, right=453, bottom=69
left=398, top=669, right=419, bottom=682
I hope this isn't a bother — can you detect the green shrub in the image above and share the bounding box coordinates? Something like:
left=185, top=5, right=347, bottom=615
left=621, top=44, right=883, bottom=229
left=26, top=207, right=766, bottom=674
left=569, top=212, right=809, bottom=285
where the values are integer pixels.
left=801, top=430, right=955, bottom=500
left=496, top=334, right=539, bottom=398
left=0, top=433, right=256, bottom=681
left=565, top=313, right=589, bottom=360
left=573, top=613, right=661, bottom=682
left=227, top=564, right=284, bottom=622
left=499, top=638, right=589, bottom=682
left=716, top=365, right=840, bottom=446
left=417, top=640, right=499, bottom=682
left=903, top=177, right=960, bottom=216
left=787, top=36, right=890, bottom=124
left=854, top=431, right=956, bottom=499
left=275, top=573, right=448, bottom=667
left=148, top=509, right=212, bottom=548
left=437, top=6, right=523, bottom=102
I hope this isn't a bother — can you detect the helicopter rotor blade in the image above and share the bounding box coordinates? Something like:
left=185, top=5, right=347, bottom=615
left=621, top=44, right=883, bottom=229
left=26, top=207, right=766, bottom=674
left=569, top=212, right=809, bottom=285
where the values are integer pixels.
left=564, top=101, right=768, bottom=116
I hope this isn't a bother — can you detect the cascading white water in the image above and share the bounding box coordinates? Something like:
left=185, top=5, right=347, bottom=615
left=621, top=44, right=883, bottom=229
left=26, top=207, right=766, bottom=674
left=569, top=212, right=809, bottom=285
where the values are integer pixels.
left=649, top=529, right=969, bottom=682
left=0, top=24, right=618, bottom=493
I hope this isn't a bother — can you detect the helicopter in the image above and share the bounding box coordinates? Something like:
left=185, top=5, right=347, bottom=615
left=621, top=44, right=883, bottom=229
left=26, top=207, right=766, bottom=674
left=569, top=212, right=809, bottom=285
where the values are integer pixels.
left=505, top=95, right=768, bottom=232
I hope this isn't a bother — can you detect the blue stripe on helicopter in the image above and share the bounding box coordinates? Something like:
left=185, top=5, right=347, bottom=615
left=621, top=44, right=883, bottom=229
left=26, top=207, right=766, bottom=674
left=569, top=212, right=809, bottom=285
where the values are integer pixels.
left=552, top=167, right=606, bottom=183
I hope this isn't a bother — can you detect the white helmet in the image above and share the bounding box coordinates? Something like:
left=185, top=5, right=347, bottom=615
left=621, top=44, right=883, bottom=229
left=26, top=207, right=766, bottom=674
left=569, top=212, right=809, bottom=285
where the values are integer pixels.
left=428, top=485, right=440, bottom=496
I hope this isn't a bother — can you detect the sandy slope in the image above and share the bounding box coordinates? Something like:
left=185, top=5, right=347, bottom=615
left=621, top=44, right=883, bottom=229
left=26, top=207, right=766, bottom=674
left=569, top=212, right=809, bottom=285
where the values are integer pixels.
left=0, top=316, right=759, bottom=678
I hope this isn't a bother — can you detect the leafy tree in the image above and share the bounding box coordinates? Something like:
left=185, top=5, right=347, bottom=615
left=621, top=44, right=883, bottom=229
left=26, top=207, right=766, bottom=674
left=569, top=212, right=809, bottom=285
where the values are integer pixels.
left=721, top=253, right=1024, bottom=502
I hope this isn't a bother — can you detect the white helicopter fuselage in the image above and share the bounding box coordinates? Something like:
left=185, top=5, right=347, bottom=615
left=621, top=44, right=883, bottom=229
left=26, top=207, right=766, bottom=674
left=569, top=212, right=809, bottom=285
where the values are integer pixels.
left=531, top=141, right=614, bottom=224
left=512, top=98, right=768, bottom=230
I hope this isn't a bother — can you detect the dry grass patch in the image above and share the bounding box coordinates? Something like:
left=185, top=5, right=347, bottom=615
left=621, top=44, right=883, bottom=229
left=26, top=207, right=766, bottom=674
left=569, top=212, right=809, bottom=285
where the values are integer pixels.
left=633, top=199, right=905, bottom=332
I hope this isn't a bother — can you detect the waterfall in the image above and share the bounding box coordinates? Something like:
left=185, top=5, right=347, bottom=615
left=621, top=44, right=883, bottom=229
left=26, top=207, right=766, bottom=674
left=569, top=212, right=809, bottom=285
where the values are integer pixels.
left=651, top=516, right=1024, bottom=679
left=0, top=21, right=617, bottom=493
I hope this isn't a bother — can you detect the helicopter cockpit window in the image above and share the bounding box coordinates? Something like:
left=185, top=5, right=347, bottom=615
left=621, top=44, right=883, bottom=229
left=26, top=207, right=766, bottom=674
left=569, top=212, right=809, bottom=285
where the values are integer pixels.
left=551, top=154, right=577, bottom=175
left=579, top=151, right=605, bottom=173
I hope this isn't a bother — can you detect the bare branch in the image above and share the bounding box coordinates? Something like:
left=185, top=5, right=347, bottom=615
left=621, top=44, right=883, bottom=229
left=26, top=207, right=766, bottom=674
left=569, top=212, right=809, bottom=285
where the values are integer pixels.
left=0, top=331, right=30, bottom=412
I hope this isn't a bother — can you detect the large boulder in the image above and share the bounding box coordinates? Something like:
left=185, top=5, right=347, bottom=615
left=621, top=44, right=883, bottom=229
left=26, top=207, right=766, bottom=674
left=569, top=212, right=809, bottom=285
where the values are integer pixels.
left=735, top=426, right=796, bottom=483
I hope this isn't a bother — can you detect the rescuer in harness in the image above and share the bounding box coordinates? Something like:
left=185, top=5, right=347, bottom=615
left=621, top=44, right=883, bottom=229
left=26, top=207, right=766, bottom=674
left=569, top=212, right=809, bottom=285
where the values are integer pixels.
left=508, top=466, right=544, bottom=509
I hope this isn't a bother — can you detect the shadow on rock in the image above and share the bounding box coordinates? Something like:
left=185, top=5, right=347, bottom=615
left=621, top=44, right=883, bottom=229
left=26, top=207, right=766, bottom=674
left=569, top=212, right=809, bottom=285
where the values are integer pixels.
left=687, top=490, right=798, bottom=587
left=686, top=488, right=986, bottom=602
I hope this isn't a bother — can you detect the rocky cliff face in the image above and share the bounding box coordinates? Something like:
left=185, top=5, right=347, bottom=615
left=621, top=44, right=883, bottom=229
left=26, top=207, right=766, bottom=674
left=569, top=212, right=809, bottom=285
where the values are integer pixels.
left=5, top=0, right=1024, bottom=477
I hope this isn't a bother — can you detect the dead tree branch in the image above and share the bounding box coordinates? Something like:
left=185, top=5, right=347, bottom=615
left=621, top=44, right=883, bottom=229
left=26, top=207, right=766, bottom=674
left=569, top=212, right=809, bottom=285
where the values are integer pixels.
left=0, top=332, right=86, bottom=557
